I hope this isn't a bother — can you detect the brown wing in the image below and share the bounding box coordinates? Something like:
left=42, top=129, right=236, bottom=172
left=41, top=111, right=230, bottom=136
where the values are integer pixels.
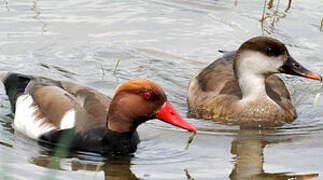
left=61, top=81, right=111, bottom=126
left=265, top=75, right=296, bottom=118
left=27, top=77, right=112, bottom=132
left=196, top=52, right=241, bottom=98
left=29, top=85, right=81, bottom=128
left=187, top=52, right=241, bottom=118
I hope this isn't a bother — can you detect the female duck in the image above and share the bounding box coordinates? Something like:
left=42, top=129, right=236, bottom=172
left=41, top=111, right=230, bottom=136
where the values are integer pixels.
left=187, top=36, right=322, bottom=126
left=1, top=73, right=196, bottom=155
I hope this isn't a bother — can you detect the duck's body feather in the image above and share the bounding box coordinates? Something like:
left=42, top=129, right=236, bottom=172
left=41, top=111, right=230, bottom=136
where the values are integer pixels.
left=6, top=74, right=111, bottom=134
left=14, top=94, right=57, bottom=139
left=2, top=73, right=132, bottom=153
left=2, top=72, right=195, bottom=154
left=187, top=51, right=297, bottom=126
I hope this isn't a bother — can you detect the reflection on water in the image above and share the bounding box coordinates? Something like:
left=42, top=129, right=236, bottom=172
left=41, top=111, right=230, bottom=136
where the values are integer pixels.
left=31, top=155, right=139, bottom=180
left=229, top=130, right=318, bottom=180
left=1, top=0, right=323, bottom=179
left=27, top=127, right=321, bottom=180
left=260, top=0, right=292, bottom=35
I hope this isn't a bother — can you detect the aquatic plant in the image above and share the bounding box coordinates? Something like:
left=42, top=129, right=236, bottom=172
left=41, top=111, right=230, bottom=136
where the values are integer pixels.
left=185, top=132, right=196, bottom=150
left=44, top=130, right=74, bottom=179
left=260, top=0, right=293, bottom=35
left=113, top=59, right=121, bottom=76
left=314, top=93, right=320, bottom=107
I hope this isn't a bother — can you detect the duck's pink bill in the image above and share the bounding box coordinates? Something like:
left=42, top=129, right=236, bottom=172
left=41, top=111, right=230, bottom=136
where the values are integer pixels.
left=156, top=102, right=196, bottom=133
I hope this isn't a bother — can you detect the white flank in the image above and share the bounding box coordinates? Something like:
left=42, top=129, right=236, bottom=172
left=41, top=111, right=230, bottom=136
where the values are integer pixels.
left=14, top=95, right=57, bottom=140
left=60, top=109, right=76, bottom=129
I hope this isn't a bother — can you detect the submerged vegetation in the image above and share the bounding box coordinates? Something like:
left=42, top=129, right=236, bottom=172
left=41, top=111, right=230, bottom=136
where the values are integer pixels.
left=113, top=59, right=121, bottom=76
left=44, top=130, right=75, bottom=179
left=314, top=93, right=320, bottom=107
left=0, top=0, right=322, bottom=179
left=185, top=132, right=196, bottom=150
left=260, top=0, right=293, bottom=34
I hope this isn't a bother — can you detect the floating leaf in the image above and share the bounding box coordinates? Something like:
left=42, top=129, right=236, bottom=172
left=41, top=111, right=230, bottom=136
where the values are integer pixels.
left=314, top=93, right=320, bottom=107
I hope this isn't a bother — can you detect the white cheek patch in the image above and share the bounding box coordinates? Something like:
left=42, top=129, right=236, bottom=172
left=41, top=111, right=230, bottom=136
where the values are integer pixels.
left=263, top=55, right=284, bottom=73
left=238, top=51, right=284, bottom=75
left=14, top=95, right=57, bottom=140
left=60, top=109, right=76, bottom=129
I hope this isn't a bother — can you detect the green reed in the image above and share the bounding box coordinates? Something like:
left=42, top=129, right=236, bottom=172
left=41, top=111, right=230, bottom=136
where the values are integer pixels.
left=43, top=130, right=74, bottom=180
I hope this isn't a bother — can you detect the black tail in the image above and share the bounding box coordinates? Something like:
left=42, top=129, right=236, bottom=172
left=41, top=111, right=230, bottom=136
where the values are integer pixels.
left=2, top=73, right=31, bottom=112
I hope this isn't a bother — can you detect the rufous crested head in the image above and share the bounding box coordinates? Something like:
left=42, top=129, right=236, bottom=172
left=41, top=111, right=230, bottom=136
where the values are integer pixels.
left=108, top=79, right=196, bottom=133
left=113, top=79, right=167, bottom=101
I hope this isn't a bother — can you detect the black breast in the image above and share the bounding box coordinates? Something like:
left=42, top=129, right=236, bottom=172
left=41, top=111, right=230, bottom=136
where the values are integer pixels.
left=39, top=128, right=140, bottom=156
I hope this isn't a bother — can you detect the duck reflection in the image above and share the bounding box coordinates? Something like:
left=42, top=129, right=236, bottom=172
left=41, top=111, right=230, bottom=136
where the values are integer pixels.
left=30, top=154, right=140, bottom=180
left=229, top=129, right=318, bottom=180
left=260, top=0, right=292, bottom=34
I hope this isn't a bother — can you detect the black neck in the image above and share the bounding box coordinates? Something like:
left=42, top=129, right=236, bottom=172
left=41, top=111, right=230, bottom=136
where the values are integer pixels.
left=3, top=74, right=31, bottom=113
left=102, top=129, right=140, bottom=155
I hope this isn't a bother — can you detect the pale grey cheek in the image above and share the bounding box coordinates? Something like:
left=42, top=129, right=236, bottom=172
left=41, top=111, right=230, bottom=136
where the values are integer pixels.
left=275, top=61, right=284, bottom=71
left=266, top=57, right=283, bottom=72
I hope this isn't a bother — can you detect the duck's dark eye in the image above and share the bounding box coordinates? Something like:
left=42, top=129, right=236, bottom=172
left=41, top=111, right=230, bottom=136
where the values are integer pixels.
left=265, top=47, right=273, bottom=55
left=265, top=46, right=282, bottom=56
left=143, top=91, right=152, bottom=100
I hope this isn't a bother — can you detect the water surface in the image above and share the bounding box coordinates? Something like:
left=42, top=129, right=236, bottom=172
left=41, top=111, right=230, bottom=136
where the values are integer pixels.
left=0, top=0, right=323, bottom=179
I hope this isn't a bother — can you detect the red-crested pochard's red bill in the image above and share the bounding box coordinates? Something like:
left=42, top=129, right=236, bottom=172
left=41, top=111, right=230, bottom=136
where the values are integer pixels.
left=156, top=102, right=196, bottom=133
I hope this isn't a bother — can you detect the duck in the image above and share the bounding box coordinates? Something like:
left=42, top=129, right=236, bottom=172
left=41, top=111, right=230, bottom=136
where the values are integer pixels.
left=187, top=36, right=322, bottom=126
left=1, top=73, right=196, bottom=155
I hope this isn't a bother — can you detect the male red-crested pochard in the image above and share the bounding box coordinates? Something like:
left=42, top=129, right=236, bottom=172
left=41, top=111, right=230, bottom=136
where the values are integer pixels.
left=187, top=36, right=322, bottom=126
left=1, top=73, right=196, bottom=155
